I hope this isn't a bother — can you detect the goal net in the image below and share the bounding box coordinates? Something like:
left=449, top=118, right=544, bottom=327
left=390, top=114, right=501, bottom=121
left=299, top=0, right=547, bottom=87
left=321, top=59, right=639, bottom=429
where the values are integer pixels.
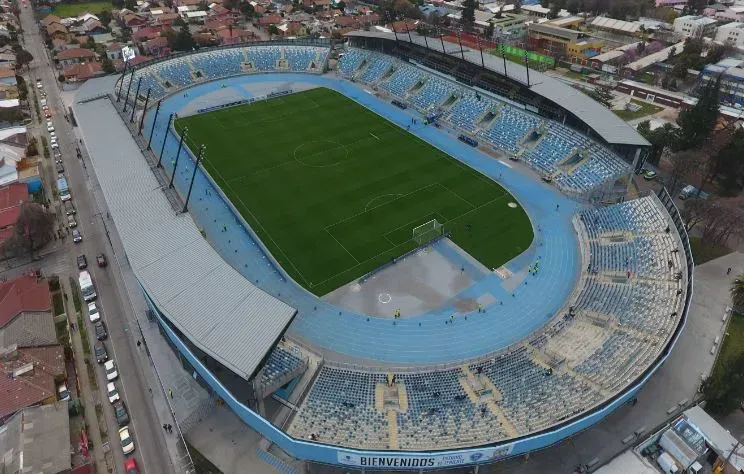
left=412, top=219, right=444, bottom=246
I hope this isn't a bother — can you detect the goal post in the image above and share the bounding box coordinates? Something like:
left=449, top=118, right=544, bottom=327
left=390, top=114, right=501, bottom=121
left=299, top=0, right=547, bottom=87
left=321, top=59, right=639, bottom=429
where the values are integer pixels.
left=412, top=219, right=444, bottom=246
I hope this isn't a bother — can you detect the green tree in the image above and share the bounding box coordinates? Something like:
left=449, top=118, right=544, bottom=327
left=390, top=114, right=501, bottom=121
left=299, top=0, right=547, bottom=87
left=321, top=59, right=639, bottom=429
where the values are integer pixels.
left=15, top=75, right=27, bottom=101
left=99, top=10, right=113, bottom=26
left=485, top=21, right=495, bottom=38
left=337, top=0, right=346, bottom=10
left=733, top=274, right=744, bottom=309
left=240, top=2, right=255, bottom=17
left=268, top=24, right=280, bottom=36
left=547, top=4, right=560, bottom=18
left=101, top=57, right=115, bottom=74
left=587, top=83, right=614, bottom=108
left=511, top=0, right=521, bottom=12
left=714, top=129, right=744, bottom=193
left=14, top=48, right=33, bottom=70
left=540, top=0, right=549, bottom=7
left=565, top=0, right=580, bottom=14
left=173, top=27, right=196, bottom=51
left=461, top=0, right=477, bottom=31
left=673, top=75, right=720, bottom=151
left=636, top=120, right=676, bottom=166
left=703, top=350, right=744, bottom=415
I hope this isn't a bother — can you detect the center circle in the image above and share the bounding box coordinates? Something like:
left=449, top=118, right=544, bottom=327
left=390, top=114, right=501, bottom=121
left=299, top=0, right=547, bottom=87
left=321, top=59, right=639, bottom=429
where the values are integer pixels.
left=378, top=293, right=392, bottom=304
left=293, top=140, right=350, bottom=167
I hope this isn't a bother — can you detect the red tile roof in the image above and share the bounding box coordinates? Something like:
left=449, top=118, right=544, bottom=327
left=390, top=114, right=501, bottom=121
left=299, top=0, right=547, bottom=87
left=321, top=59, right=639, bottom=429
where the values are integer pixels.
left=56, top=48, right=96, bottom=61
left=0, top=183, right=28, bottom=211
left=133, top=26, right=162, bottom=42
left=0, top=346, right=65, bottom=420
left=0, top=275, right=51, bottom=329
left=62, top=62, right=103, bottom=81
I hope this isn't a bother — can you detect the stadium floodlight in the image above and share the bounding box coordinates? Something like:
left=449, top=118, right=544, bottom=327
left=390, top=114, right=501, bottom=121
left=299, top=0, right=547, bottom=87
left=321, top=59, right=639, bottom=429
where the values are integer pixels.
left=412, top=219, right=444, bottom=246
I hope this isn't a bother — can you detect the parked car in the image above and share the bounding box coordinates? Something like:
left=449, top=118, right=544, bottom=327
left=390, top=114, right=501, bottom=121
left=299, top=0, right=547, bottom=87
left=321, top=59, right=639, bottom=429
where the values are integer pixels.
left=94, top=341, right=108, bottom=363
left=51, top=142, right=59, bottom=149
left=56, top=162, right=64, bottom=173
left=76, top=254, right=87, bottom=269
left=643, top=170, right=657, bottom=180
left=119, top=426, right=135, bottom=454
left=107, top=382, right=120, bottom=403
left=87, top=302, right=100, bottom=323
left=124, top=457, right=139, bottom=474
left=94, top=321, right=108, bottom=340
left=44, top=110, right=52, bottom=118
left=47, top=125, right=55, bottom=133
left=64, top=201, right=76, bottom=215
left=114, top=401, right=130, bottom=426
left=72, top=229, right=82, bottom=243
left=67, top=214, right=77, bottom=228
left=97, top=253, right=107, bottom=267
left=57, top=383, right=71, bottom=401
left=104, top=359, right=118, bottom=381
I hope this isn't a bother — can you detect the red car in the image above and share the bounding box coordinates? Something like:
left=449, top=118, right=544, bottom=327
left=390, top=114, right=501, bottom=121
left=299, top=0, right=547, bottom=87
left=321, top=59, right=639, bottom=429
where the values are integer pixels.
left=124, top=458, right=139, bottom=474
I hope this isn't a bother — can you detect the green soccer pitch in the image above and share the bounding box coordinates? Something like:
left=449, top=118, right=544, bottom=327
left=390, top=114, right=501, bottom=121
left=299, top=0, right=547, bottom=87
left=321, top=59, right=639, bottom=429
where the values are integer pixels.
left=175, top=88, right=533, bottom=296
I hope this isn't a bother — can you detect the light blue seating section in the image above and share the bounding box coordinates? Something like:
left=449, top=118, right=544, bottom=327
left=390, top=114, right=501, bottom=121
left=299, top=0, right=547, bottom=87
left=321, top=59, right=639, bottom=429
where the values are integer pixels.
left=260, top=347, right=304, bottom=386
left=158, top=60, right=193, bottom=88
left=395, top=370, right=505, bottom=449
left=480, top=107, right=539, bottom=153
left=285, top=46, right=318, bottom=71
left=581, top=197, right=668, bottom=236
left=288, top=367, right=390, bottom=448
left=190, top=50, right=244, bottom=78
left=526, top=133, right=575, bottom=174
left=119, top=45, right=330, bottom=102
left=338, top=49, right=368, bottom=77
left=380, top=65, right=422, bottom=97
left=359, top=57, right=392, bottom=84
left=410, top=77, right=454, bottom=111
left=447, top=93, right=493, bottom=131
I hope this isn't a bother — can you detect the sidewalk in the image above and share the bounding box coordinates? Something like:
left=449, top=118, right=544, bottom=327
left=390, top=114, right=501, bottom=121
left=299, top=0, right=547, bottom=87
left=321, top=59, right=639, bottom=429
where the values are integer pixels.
left=63, top=277, right=111, bottom=473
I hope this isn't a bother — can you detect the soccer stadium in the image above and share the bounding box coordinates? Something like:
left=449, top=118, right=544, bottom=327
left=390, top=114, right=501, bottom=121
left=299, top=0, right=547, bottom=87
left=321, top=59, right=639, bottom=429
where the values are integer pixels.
left=73, top=34, right=693, bottom=472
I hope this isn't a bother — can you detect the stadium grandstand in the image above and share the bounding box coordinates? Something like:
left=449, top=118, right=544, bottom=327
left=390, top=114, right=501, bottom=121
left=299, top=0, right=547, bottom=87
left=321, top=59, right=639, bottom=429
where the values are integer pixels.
left=72, top=36, right=692, bottom=472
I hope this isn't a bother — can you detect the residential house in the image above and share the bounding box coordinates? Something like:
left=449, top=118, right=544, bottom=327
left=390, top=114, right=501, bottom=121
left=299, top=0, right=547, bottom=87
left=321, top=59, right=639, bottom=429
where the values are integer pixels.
left=106, top=42, right=124, bottom=61
left=259, top=13, right=283, bottom=27
left=156, top=12, right=182, bottom=27
left=334, top=15, right=359, bottom=29
left=0, top=271, right=56, bottom=348
left=40, top=14, right=62, bottom=30
left=113, top=54, right=150, bottom=71
left=715, top=21, right=744, bottom=50
left=0, top=52, right=14, bottom=68
left=0, top=183, right=27, bottom=251
left=0, top=67, right=15, bottom=86
left=144, top=36, right=170, bottom=57
left=0, top=404, right=71, bottom=474
left=55, top=48, right=96, bottom=67
left=133, top=26, right=162, bottom=44
left=0, top=345, right=65, bottom=422
left=45, top=22, right=69, bottom=41
left=81, top=18, right=106, bottom=35
left=216, top=27, right=253, bottom=44
left=62, top=62, right=104, bottom=82
left=209, top=3, right=235, bottom=22
left=122, top=12, right=148, bottom=32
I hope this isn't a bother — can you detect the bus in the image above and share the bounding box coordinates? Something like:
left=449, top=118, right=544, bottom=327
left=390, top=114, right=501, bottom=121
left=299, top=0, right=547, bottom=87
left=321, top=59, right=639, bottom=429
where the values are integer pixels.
left=78, top=270, right=97, bottom=302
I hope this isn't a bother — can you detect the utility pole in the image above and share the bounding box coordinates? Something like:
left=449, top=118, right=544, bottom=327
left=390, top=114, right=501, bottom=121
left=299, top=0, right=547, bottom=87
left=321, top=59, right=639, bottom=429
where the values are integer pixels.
left=183, top=144, right=205, bottom=213
left=169, top=126, right=187, bottom=189
left=148, top=100, right=162, bottom=151
left=158, top=113, right=175, bottom=168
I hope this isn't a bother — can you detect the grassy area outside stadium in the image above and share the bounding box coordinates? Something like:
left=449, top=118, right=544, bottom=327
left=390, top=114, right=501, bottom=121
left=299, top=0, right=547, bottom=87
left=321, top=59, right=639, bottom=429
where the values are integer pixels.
left=176, top=88, right=533, bottom=295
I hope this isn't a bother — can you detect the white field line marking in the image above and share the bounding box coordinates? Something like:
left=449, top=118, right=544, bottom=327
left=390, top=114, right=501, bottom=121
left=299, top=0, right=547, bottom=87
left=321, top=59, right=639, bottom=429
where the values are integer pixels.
left=325, top=228, right=360, bottom=264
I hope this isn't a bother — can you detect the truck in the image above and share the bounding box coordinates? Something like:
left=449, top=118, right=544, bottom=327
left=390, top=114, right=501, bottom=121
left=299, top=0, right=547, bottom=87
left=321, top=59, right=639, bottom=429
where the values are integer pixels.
left=78, top=270, right=97, bottom=302
left=57, top=177, right=71, bottom=202
left=679, top=185, right=710, bottom=200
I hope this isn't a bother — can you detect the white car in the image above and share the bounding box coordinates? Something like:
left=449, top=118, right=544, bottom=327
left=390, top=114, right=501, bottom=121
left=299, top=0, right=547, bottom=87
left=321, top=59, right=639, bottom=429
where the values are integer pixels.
left=50, top=132, right=56, bottom=139
left=104, top=360, right=118, bottom=381
left=57, top=383, right=71, bottom=401
left=51, top=142, right=59, bottom=149
left=47, top=125, right=54, bottom=133
left=88, top=302, right=100, bottom=322
left=119, top=426, right=135, bottom=454
left=107, top=382, right=120, bottom=403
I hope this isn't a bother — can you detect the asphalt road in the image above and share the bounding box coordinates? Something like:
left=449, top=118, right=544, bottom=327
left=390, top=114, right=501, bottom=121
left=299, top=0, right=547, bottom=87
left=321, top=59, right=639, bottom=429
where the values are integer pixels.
left=17, top=6, right=174, bottom=474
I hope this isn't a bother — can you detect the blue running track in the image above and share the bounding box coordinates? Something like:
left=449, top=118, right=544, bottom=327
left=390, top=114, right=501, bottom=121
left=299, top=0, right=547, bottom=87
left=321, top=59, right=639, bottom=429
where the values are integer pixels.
left=143, top=74, right=581, bottom=365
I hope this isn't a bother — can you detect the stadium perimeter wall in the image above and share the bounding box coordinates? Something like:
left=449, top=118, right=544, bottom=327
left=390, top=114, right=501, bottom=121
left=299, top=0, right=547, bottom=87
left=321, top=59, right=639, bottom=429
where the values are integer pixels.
left=137, top=194, right=694, bottom=472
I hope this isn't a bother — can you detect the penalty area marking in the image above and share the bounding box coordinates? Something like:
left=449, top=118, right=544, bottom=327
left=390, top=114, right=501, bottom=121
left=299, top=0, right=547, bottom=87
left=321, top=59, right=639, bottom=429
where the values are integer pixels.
left=370, top=132, right=380, bottom=141
left=364, top=193, right=403, bottom=212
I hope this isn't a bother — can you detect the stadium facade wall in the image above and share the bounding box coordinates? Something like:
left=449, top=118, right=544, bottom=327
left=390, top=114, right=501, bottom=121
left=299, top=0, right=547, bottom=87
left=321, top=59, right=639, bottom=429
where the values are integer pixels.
left=139, top=223, right=694, bottom=471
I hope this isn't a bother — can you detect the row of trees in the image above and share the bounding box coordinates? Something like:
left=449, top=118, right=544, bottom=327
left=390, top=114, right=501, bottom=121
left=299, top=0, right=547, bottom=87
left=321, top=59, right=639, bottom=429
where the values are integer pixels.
left=637, top=76, right=744, bottom=197
left=703, top=275, right=744, bottom=415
